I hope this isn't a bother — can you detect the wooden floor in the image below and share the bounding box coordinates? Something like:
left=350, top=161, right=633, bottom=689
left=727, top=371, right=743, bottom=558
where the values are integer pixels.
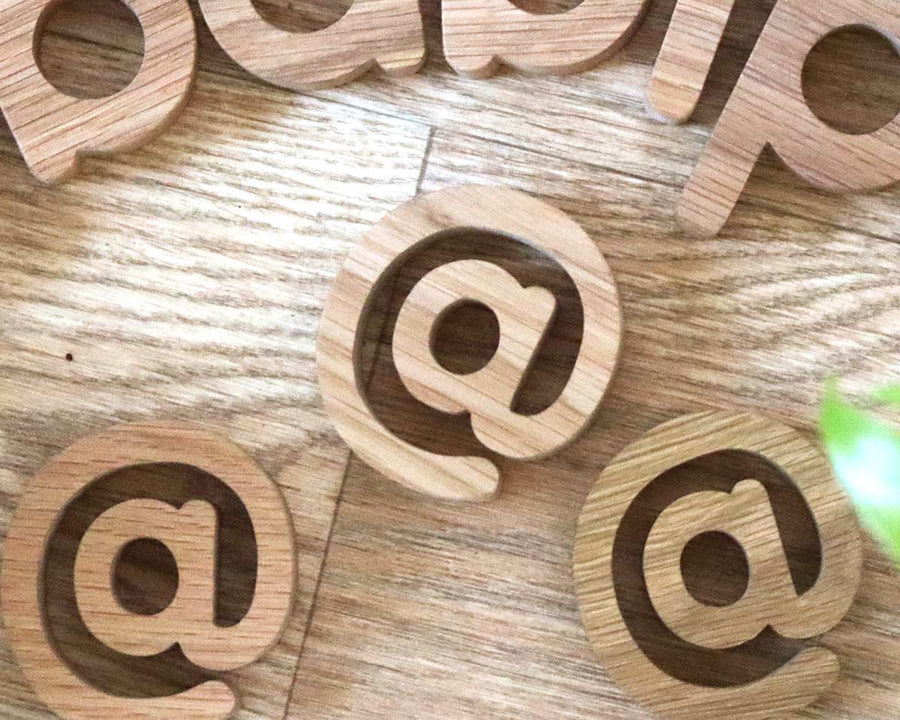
left=1, top=1, right=899, bottom=719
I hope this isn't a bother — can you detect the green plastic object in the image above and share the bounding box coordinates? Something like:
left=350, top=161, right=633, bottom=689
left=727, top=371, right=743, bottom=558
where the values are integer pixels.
left=820, top=380, right=900, bottom=565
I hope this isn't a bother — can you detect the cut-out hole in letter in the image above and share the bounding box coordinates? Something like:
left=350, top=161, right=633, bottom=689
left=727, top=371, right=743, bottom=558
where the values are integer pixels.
left=802, top=25, right=900, bottom=136
left=250, top=0, right=352, bottom=33
left=113, top=538, right=179, bottom=617
left=37, top=0, right=144, bottom=99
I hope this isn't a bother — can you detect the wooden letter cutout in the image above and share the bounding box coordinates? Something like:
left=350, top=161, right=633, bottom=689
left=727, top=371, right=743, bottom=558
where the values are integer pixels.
left=573, top=412, right=862, bottom=720
left=196, top=0, right=425, bottom=91
left=678, top=0, right=900, bottom=236
left=644, top=478, right=857, bottom=650
left=0, top=422, right=296, bottom=720
left=392, top=259, right=561, bottom=458
left=442, top=0, right=650, bottom=78
left=647, top=0, right=738, bottom=123
left=0, top=0, right=197, bottom=184
left=318, top=185, right=621, bottom=502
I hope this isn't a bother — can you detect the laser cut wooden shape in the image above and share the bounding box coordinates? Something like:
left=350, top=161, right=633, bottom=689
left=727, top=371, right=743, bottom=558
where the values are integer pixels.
left=196, top=0, right=425, bottom=91
left=0, top=0, right=197, bottom=184
left=679, top=0, right=900, bottom=236
left=0, top=422, right=296, bottom=720
left=442, top=0, right=650, bottom=78
left=573, top=412, right=862, bottom=720
left=644, top=478, right=857, bottom=650
left=392, top=259, right=565, bottom=458
left=75, top=499, right=221, bottom=660
left=647, top=0, right=738, bottom=123
left=317, top=185, right=621, bottom=502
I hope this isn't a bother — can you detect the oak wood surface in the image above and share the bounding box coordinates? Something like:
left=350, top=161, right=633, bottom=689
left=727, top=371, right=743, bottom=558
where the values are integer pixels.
left=678, top=0, right=900, bottom=236
left=318, top=186, right=621, bottom=501
left=3, top=422, right=297, bottom=720
left=0, top=0, right=898, bottom=719
left=196, top=0, right=425, bottom=90
left=574, top=412, right=862, bottom=720
left=647, top=0, right=736, bottom=122
left=0, top=0, right=197, bottom=184
left=441, top=0, right=648, bottom=77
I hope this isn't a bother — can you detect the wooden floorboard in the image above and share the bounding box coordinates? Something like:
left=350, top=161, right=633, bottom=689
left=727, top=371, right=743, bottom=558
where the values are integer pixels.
left=285, top=127, right=900, bottom=720
left=0, top=25, right=430, bottom=718
left=0, top=0, right=898, bottom=719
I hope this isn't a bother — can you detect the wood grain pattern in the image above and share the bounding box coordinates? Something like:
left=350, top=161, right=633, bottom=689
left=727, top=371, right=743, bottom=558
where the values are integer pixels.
left=0, top=1, right=899, bottom=720
left=574, top=411, right=862, bottom=720
left=196, top=0, right=425, bottom=91
left=2, top=422, right=296, bottom=720
left=0, top=0, right=197, bottom=184
left=644, top=478, right=854, bottom=649
left=286, top=123, right=900, bottom=720
left=391, top=258, right=558, bottom=449
left=679, top=0, right=900, bottom=236
left=0, top=22, right=431, bottom=718
left=318, top=186, right=620, bottom=501
left=442, top=0, right=649, bottom=77
left=647, top=0, right=737, bottom=123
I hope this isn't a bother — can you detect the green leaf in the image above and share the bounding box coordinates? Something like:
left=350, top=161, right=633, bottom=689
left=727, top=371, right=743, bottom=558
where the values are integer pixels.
left=820, top=380, right=900, bottom=565
left=872, top=384, right=900, bottom=405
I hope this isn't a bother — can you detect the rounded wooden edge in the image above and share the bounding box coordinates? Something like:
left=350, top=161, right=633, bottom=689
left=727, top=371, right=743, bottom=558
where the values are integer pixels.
left=195, top=0, right=425, bottom=91
left=0, top=0, right=197, bottom=184
left=644, top=0, right=739, bottom=125
left=572, top=411, right=862, bottom=720
left=318, top=185, right=621, bottom=501
left=390, top=258, right=558, bottom=420
left=677, top=1, right=900, bottom=236
left=442, top=0, right=650, bottom=78
left=0, top=421, right=296, bottom=720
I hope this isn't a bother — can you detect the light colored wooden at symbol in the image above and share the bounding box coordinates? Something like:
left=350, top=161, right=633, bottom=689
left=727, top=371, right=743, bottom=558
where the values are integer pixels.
left=0, top=422, right=297, bottom=720
left=442, top=0, right=649, bottom=78
left=573, top=412, right=862, bottom=720
left=679, top=0, right=900, bottom=236
left=647, top=0, right=737, bottom=123
left=0, top=0, right=196, bottom=184
left=317, top=185, right=621, bottom=502
left=644, top=478, right=857, bottom=650
left=393, top=259, right=563, bottom=458
left=196, top=0, right=425, bottom=91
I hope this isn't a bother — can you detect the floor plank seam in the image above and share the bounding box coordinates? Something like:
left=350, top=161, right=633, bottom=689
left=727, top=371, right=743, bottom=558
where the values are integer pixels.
left=278, top=197, right=426, bottom=717
left=415, top=126, right=437, bottom=195
left=279, top=449, right=354, bottom=720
